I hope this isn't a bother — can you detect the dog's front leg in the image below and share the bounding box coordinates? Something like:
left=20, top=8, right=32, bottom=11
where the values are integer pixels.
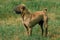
left=28, top=27, right=32, bottom=36
left=24, top=24, right=32, bottom=36
left=24, top=24, right=29, bottom=36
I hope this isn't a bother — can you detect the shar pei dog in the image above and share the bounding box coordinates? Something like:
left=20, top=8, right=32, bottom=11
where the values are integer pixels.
left=14, top=4, right=48, bottom=36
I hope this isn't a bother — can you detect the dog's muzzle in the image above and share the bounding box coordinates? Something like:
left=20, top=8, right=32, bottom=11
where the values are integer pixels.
left=15, top=10, right=21, bottom=14
left=14, top=7, right=21, bottom=14
left=14, top=8, right=22, bottom=14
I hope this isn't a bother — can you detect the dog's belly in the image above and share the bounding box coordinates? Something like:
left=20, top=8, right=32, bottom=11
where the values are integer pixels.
left=29, top=16, right=42, bottom=27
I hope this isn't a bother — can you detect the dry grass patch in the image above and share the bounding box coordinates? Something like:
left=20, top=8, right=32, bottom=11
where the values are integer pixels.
left=0, top=17, right=22, bottom=25
left=48, top=13, right=56, bottom=21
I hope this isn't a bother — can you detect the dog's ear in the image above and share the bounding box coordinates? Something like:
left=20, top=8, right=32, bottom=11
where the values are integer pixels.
left=22, top=6, right=26, bottom=11
left=20, top=4, right=26, bottom=11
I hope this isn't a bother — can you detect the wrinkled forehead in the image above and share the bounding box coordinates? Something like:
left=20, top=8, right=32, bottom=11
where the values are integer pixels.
left=17, top=4, right=25, bottom=8
left=20, top=4, right=25, bottom=6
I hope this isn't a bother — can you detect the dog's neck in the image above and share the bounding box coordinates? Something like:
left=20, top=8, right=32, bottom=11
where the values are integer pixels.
left=21, top=9, right=31, bottom=21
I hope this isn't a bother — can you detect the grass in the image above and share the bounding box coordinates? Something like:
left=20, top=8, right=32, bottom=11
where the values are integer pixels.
left=0, top=0, right=60, bottom=40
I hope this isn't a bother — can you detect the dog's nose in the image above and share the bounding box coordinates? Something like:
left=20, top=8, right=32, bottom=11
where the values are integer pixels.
left=15, top=11, right=21, bottom=14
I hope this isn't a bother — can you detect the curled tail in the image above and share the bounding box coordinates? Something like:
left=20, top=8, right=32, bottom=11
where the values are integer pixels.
left=43, top=8, right=47, bottom=13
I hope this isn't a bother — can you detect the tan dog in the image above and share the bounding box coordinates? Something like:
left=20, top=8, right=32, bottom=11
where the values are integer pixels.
left=14, top=4, right=48, bottom=36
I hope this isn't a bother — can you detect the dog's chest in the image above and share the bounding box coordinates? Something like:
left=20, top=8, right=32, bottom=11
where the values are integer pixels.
left=23, top=15, right=31, bottom=26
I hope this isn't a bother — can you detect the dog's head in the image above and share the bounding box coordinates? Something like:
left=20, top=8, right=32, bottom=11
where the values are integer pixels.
left=14, top=4, right=26, bottom=14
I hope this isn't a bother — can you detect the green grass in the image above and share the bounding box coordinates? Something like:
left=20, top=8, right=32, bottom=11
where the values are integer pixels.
left=0, top=0, right=60, bottom=40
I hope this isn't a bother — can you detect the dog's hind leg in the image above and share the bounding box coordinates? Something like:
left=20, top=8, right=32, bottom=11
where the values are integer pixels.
left=44, top=21, right=48, bottom=37
left=44, top=17, right=48, bottom=37
left=39, top=20, right=44, bottom=36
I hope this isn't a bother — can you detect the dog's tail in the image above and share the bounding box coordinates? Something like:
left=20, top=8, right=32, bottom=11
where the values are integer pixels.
left=43, top=8, right=47, bottom=13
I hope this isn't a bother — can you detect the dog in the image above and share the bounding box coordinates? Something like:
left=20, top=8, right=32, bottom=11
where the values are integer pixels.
left=14, top=4, right=48, bottom=36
